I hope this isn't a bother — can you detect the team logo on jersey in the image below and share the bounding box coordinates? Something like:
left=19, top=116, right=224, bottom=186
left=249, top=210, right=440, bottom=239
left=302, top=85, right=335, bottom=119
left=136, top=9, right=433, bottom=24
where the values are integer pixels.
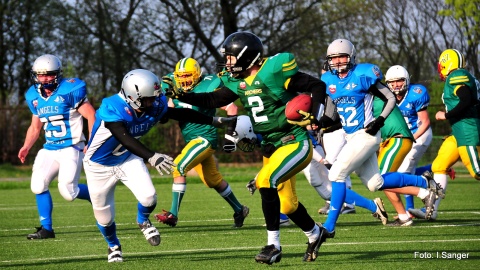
left=345, top=83, right=357, bottom=90
left=254, top=80, right=260, bottom=85
left=32, top=100, right=38, bottom=108
left=67, top=79, right=76, bottom=83
left=124, top=107, right=132, bottom=116
left=240, top=82, right=246, bottom=89
left=328, top=84, right=337, bottom=94
left=413, top=87, right=422, bottom=94
left=372, top=66, right=381, bottom=77
left=54, top=96, right=65, bottom=103
left=405, top=103, right=412, bottom=109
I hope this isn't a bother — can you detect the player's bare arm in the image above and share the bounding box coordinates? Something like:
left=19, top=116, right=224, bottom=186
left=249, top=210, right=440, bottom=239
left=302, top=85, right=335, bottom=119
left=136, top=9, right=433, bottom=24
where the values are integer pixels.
left=18, top=115, right=43, bottom=163
left=413, top=109, right=431, bottom=139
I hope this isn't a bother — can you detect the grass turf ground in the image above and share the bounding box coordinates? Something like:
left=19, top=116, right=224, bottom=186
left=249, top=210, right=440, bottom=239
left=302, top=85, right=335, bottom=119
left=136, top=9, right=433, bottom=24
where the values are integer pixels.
left=0, top=165, right=479, bottom=269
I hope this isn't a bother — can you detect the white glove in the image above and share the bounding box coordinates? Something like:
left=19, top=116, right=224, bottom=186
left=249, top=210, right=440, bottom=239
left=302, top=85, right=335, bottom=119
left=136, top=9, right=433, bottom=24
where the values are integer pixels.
left=212, top=116, right=237, bottom=128
left=148, top=153, right=175, bottom=175
left=246, top=179, right=257, bottom=195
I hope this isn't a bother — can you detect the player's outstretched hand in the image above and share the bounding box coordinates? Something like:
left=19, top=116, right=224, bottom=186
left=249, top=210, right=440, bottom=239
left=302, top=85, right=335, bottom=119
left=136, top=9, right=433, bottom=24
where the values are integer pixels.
left=148, top=153, right=176, bottom=175
left=162, top=76, right=184, bottom=99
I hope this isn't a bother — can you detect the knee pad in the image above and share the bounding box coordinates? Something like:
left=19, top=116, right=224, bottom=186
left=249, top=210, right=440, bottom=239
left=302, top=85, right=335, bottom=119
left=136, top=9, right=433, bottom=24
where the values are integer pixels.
left=94, top=205, right=114, bottom=226
left=30, top=179, right=48, bottom=195
left=57, top=183, right=76, bottom=202
left=431, top=160, right=449, bottom=174
left=138, top=193, right=157, bottom=207
left=367, top=175, right=383, bottom=192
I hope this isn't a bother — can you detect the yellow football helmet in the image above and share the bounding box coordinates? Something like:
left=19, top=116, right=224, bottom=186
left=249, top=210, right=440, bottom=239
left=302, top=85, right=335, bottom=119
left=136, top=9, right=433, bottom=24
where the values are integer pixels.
left=437, top=49, right=465, bottom=81
left=173, top=57, right=202, bottom=91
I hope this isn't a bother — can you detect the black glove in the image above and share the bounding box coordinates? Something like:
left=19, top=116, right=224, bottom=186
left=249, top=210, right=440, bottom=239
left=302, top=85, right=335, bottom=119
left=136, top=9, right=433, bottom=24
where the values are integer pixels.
left=246, top=179, right=257, bottom=195
left=162, top=76, right=184, bottom=99
left=148, top=153, right=176, bottom=175
left=365, top=116, right=385, bottom=136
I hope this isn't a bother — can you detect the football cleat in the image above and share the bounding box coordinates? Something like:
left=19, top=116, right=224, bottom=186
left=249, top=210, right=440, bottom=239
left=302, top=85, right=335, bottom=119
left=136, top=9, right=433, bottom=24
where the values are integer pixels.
left=386, top=218, right=413, bottom=227
left=303, top=224, right=335, bottom=262
left=27, top=226, right=55, bottom=240
left=154, top=210, right=178, bottom=227
left=108, top=245, right=123, bottom=262
left=340, top=204, right=356, bottom=214
left=372, top=197, right=388, bottom=225
left=138, top=219, right=161, bottom=246
left=447, top=168, right=456, bottom=180
left=422, top=190, right=437, bottom=220
left=408, top=208, right=438, bottom=221
left=318, top=201, right=330, bottom=215
left=233, top=205, right=249, bottom=228
left=255, top=244, right=282, bottom=265
left=423, top=171, right=445, bottom=199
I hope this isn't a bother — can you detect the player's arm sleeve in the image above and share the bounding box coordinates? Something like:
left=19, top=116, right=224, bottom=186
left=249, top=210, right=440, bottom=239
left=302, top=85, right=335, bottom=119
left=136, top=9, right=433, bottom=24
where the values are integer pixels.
left=178, top=87, right=238, bottom=108
left=445, top=85, right=472, bottom=119
left=288, top=71, right=326, bottom=120
left=104, top=121, right=154, bottom=160
left=164, top=107, right=213, bottom=124
left=370, top=81, right=396, bottom=119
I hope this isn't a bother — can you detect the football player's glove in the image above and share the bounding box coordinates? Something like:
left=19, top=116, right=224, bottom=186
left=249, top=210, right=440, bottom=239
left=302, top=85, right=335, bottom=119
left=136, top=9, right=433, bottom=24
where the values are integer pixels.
left=246, top=179, right=257, bottom=195
left=365, top=116, right=385, bottom=136
left=148, top=153, right=175, bottom=176
left=162, top=76, right=184, bottom=99
left=287, top=110, right=318, bottom=128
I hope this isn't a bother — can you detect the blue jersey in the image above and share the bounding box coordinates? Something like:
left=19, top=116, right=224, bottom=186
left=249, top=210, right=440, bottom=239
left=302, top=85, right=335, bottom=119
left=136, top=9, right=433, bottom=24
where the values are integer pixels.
left=321, top=63, right=383, bottom=134
left=25, top=78, right=88, bottom=150
left=396, top=84, right=430, bottom=134
left=85, top=94, right=168, bottom=166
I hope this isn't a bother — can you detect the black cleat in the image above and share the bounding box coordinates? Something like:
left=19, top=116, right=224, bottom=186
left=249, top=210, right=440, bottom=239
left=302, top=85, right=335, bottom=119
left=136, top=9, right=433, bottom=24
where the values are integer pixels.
left=255, top=244, right=282, bottom=265
left=233, top=205, right=249, bottom=228
left=303, top=225, right=335, bottom=261
left=27, top=226, right=55, bottom=240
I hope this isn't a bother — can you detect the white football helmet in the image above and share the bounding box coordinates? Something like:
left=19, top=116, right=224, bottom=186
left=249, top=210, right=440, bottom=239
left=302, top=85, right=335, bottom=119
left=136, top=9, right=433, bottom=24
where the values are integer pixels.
left=31, top=54, right=63, bottom=94
left=326, top=39, right=356, bottom=74
left=120, top=69, right=161, bottom=110
left=232, top=115, right=257, bottom=152
left=385, top=65, right=410, bottom=95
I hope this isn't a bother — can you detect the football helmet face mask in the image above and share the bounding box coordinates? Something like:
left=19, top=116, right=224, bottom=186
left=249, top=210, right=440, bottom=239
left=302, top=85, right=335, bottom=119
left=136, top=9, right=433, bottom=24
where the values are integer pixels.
left=31, top=54, right=63, bottom=96
left=385, top=65, right=410, bottom=96
left=232, top=115, right=257, bottom=152
left=120, top=69, right=162, bottom=110
left=220, top=31, right=264, bottom=78
left=174, top=58, right=202, bottom=92
left=326, top=39, right=356, bottom=74
left=437, top=49, right=465, bottom=81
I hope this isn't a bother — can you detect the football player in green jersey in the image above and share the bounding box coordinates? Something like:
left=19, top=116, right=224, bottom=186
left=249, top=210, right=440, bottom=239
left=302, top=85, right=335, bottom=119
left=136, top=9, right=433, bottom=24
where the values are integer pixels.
left=164, top=31, right=327, bottom=264
left=155, top=58, right=249, bottom=228
left=410, top=49, right=480, bottom=220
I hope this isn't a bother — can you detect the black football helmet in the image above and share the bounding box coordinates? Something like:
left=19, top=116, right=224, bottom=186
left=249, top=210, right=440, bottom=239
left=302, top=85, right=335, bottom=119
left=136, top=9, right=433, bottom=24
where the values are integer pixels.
left=220, top=31, right=263, bottom=77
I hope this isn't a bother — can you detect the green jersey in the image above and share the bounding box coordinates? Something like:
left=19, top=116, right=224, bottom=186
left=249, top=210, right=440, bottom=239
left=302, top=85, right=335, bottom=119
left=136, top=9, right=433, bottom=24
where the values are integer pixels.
left=373, top=97, right=413, bottom=141
left=442, top=69, right=480, bottom=146
left=221, top=53, right=308, bottom=148
left=162, top=73, right=220, bottom=148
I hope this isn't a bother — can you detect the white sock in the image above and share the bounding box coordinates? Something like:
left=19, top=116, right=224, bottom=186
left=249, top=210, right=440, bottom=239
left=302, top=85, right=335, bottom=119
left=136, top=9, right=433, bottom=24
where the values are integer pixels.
left=267, top=230, right=280, bottom=249
left=398, top=213, right=410, bottom=221
left=434, top=174, right=448, bottom=211
left=304, top=224, right=320, bottom=243
left=417, top=188, right=429, bottom=199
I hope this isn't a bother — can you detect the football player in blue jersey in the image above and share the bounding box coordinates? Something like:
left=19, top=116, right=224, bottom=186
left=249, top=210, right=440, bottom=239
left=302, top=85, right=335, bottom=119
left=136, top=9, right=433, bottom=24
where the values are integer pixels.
left=294, top=39, right=443, bottom=252
left=83, top=69, right=235, bottom=262
left=18, top=54, right=96, bottom=240
left=385, top=65, right=433, bottom=215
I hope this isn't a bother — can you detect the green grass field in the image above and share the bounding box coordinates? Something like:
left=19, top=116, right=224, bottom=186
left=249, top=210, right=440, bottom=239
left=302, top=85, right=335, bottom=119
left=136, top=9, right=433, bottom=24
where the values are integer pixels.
left=0, top=164, right=479, bottom=269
